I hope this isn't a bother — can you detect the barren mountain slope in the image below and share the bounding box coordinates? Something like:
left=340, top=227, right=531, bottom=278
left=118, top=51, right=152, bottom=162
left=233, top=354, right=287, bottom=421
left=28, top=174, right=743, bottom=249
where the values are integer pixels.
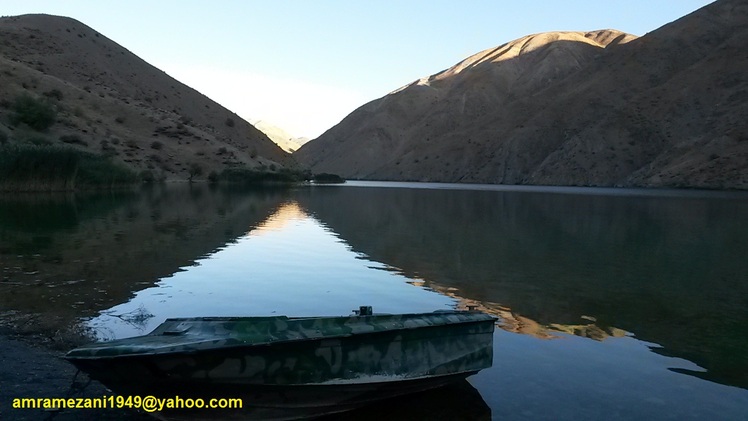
left=250, top=119, right=309, bottom=153
left=0, top=14, right=290, bottom=181
left=516, top=0, right=748, bottom=189
left=295, top=0, right=748, bottom=189
left=293, top=29, right=638, bottom=182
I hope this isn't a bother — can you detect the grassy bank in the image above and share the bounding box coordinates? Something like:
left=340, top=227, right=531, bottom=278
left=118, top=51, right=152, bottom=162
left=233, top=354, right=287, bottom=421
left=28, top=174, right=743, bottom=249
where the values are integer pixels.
left=0, top=144, right=138, bottom=192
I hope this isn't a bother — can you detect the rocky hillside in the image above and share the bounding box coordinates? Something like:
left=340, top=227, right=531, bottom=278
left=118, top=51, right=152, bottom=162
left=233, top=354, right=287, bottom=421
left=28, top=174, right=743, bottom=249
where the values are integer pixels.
left=0, top=14, right=291, bottom=181
left=295, top=0, right=748, bottom=189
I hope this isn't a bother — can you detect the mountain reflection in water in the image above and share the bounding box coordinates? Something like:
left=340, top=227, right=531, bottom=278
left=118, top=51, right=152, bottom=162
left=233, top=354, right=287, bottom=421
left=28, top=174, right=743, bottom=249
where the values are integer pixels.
left=0, top=185, right=293, bottom=334
left=83, top=197, right=457, bottom=339
left=295, top=182, right=748, bottom=389
left=2, top=182, right=747, bottom=420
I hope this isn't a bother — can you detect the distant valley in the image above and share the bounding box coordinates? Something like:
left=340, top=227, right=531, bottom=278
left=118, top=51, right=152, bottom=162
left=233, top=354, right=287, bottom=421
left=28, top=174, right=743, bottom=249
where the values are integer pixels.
left=250, top=119, right=309, bottom=153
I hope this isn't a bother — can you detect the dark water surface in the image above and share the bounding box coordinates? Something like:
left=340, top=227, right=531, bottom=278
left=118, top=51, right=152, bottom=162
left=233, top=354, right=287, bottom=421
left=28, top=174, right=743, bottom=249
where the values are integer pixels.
left=1, top=181, right=747, bottom=420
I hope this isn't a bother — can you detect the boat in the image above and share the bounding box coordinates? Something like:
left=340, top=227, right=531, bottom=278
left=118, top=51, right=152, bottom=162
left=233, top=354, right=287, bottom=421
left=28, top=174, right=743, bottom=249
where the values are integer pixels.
left=65, top=307, right=496, bottom=420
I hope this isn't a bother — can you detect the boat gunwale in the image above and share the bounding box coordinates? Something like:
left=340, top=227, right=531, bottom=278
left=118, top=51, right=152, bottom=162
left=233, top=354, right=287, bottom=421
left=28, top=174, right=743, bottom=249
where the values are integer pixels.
left=159, top=310, right=497, bottom=323
left=65, top=313, right=497, bottom=360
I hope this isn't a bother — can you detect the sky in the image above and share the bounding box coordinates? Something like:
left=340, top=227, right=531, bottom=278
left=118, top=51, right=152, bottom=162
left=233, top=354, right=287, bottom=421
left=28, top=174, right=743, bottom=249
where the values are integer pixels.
left=4, top=1, right=715, bottom=139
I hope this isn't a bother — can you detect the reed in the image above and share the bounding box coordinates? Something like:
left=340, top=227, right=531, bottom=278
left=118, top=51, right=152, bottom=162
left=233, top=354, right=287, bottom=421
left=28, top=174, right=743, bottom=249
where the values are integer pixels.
left=76, top=152, right=139, bottom=188
left=0, top=144, right=137, bottom=192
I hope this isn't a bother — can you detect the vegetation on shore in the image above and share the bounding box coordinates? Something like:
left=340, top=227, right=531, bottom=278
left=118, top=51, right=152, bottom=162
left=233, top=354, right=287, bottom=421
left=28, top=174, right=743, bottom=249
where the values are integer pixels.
left=8, top=93, right=58, bottom=131
left=312, top=173, right=346, bottom=184
left=205, top=167, right=346, bottom=185
left=0, top=146, right=345, bottom=190
left=1, top=92, right=343, bottom=190
left=0, top=143, right=138, bottom=192
left=210, top=167, right=310, bottom=185
left=0, top=92, right=139, bottom=192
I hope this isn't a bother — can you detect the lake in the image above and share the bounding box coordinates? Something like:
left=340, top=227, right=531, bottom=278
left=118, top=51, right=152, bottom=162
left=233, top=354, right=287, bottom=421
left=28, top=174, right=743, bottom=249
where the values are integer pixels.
left=1, top=181, right=747, bottom=420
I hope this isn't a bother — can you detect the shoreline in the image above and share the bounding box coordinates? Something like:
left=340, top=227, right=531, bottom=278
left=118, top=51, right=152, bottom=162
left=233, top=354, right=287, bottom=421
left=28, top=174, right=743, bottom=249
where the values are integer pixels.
left=0, top=330, right=151, bottom=420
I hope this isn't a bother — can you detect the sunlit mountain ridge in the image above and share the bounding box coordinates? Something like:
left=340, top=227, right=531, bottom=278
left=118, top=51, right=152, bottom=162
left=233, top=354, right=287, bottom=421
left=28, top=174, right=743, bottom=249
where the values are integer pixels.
left=295, top=0, right=748, bottom=189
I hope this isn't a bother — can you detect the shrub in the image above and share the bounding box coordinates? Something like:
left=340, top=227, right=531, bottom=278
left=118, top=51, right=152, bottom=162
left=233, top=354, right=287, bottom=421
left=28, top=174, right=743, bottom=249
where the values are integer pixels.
left=100, top=139, right=116, bottom=156
left=25, top=136, right=53, bottom=146
left=312, top=173, right=345, bottom=184
left=139, top=170, right=156, bottom=184
left=75, top=153, right=138, bottom=187
left=60, top=134, right=88, bottom=146
left=215, top=167, right=306, bottom=185
left=43, top=89, right=64, bottom=101
left=188, top=163, right=203, bottom=181
left=150, top=140, right=163, bottom=150
left=225, top=117, right=235, bottom=127
left=10, top=94, right=57, bottom=131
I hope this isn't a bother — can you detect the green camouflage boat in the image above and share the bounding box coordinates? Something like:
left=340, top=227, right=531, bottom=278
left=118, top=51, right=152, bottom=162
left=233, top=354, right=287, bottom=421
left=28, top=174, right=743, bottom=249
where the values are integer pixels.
left=65, top=307, right=496, bottom=420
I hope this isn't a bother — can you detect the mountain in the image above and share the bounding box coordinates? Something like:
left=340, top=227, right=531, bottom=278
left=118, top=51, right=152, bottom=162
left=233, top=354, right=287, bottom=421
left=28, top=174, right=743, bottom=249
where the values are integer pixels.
left=295, top=0, right=748, bottom=189
left=250, top=119, right=309, bottom=153
left=0, top=14, right=290, bottom=181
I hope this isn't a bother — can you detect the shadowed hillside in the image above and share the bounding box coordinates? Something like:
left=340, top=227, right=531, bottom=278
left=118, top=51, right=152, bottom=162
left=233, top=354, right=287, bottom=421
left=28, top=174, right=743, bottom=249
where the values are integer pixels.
left=0, top=14, right=292, bottom=183
left=295, top=0, right=748, bottom=189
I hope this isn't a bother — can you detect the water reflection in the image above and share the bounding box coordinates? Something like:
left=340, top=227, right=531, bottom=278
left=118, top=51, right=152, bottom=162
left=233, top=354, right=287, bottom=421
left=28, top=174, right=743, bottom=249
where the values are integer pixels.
left=2, top=182, right=748, bottom=419
left=251, top=200, right=308, bottom=234
left=423, top=287, right=629, bottom=342
left=319, top=379, right=491, bottom=421
left=86, top=200, right=456, bottom=339
left=295, top=183, right=748, bottom=389
left=0, top=185, right=293, bottom=333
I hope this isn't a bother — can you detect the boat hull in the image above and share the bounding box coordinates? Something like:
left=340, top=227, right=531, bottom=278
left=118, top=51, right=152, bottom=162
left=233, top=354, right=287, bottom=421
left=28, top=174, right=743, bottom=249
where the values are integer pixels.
left=66, top=311, right=495, bottom=419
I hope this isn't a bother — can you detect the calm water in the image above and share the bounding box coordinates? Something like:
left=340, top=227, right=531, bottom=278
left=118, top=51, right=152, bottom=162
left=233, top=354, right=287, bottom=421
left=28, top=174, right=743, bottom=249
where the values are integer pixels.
left=1, top=181, right=747, bottom=420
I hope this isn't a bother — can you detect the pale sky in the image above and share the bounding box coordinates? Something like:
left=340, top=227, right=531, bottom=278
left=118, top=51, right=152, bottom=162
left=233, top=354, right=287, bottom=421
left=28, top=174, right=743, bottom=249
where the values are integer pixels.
left=4, top=1, right=714, bottom=139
